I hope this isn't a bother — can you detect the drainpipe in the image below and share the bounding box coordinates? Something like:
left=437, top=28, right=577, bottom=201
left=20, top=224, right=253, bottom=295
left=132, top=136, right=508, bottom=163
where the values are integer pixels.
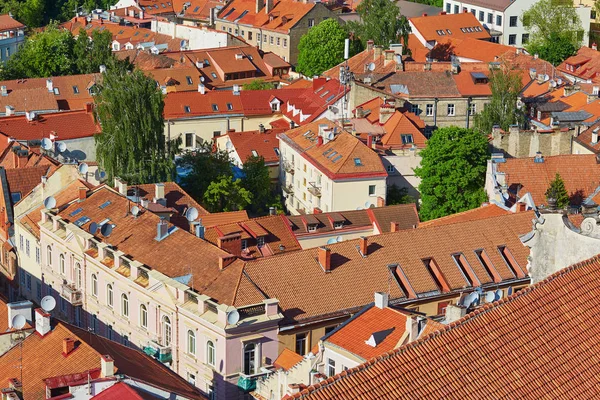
left=175, top=305, right=180, bottom=374
left=433, top=97, right=438, bottom=129
left=466, top=97, right=472, bottom=129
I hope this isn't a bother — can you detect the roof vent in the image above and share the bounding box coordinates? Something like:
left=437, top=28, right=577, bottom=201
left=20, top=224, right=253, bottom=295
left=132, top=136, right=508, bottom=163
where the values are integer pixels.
left=534, top=151, right=544, bottom=163
left=235, top=53, right=244, bottom=60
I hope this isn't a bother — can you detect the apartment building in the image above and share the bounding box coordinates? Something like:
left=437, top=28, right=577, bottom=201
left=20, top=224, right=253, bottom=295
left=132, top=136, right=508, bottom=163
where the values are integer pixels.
left=278, top=119, right=388, bottom=215
left=215, top=0, right=338, bottom=64
left=443, top=0, right=590, bottom=47
left=0, top=14, right=25, bottom=62
left=409, top=11, right=491, bottom=49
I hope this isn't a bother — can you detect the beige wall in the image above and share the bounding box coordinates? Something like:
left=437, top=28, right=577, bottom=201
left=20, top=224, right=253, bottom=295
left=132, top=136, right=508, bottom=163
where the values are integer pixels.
left=296, top=227, right=374, bottom=249
left=572, top=140, right=595, bottom=155
left=491, top=129, right=574, bottom=157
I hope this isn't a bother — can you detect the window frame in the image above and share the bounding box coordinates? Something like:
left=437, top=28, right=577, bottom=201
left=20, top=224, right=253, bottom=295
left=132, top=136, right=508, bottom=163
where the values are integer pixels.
left=207, top=340, right=216, bottom=366
left=106, top=284, right=113, bottom=308
left=121, top=293, right=129, bottom=318
left=140, top=304, right=148, bottom=329
left=187, top=329, right=196, bottom=355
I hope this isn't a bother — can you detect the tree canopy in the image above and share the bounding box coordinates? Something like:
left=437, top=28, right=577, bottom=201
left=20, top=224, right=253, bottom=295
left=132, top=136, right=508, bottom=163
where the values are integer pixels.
left=545, top=172, right=569, bottom=208
left=73, top=28, right=113, bottom=74
left=386, top=184, right=415, bottom=205
left=94, top=62, right=180, bottom=184
left=522, top=0, right=583, bottom=65
left=297, top=18, right=347, bottom=77
left=348, top=0, right=411, bottom=51
left=473, top=64, right=525, bottom=133
left=241, top=156, right=282, bottom=214
left=242, top=79, right=275, bottom=90
left=414, top=127, right=489, bottom=221
left=204, top=176, right=253, bottom=212
left=177, top=143, right=233, bottom=202
left=0, top=0, right=116, bottom=27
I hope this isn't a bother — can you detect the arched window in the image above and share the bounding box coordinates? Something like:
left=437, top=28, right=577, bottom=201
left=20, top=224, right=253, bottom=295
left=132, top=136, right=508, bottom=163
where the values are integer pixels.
left=187, top=330, right=195, bottom=355
left=47, top=246, right=52, bottom=266
left=75, top=263, right=82, bottom=288
left=106, top=284, right=113, bottom=308
left=91, top=274, right=98, bottom=297
left=59, top=254, right=65, bottom=275
left=121, top=294, right=129, bottom=317
left=244, top=343, right=256, bottom=375
left=207, top=340, right=215, bottom=366
left=140, top=304, right=148, bottom=329
left=162, top=316, right=171, bottom=346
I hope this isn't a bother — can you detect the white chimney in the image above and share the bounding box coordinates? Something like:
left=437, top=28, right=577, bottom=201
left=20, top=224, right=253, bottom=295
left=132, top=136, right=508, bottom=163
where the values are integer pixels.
left=35, top=308, right=51, bottom=336
left=46, top=79, right=53, bottom=92
left=7, top=301, right=32, bottom=328
left=99, top=65, right=107, bottom=73
left=445, top=304, right=467, bottom=323
left=196, top=60, right=204, bottom=69
left=100, top=355, right=114, bottom=378
left=374, top=292, right=388, bottom=309
left=114, top=177, right=127, bottom=196
left=139, top=10, right=144, bottom=19
left=5, top=105, right=14, bottom=116
left=1, top=86, right=7, bottom=96
left=233, top=84, right=240, bottom=95
left=154, top=183, right=166, bottom=205
left=198, top=84, right=206, bottom=94
left=593, top=128, right=599, bottom=144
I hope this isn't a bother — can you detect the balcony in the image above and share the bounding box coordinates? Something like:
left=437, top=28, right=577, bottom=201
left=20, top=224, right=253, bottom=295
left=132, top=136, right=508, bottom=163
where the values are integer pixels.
left=143, top=341, right=172, bottom=364
left=282, top=184, right=294, bottom=195
left=308, top=182, right=322, bottom=197
left=283, top=161, right=295, bottom=174
left=60, top=283, right=82, bottom=306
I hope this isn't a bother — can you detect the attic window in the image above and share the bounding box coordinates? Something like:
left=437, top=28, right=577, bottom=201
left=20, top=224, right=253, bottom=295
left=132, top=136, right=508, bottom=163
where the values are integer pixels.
left=118, top=30, right=124, bottom=34
left=319, top=90, right=330, bottom=98
left=308, top=224, right=317, bottom=233
left=326, top=94, right=335, bottom=102
left=73, top=86, right=79, bottom=94
left=99, top=201, right=112, bottom=209
left=227, top=103, right=233, bottom=110
left=331, top=155, right=342, bottom=163
left=446, top=29, right=451, bottom=34
left=134, top=31, right=139, bottom=36
left=204, top=59, right=210, bottom=65
left=184, top=106, right=191, bottom=113
left=53, top=88, right=60, bottom=95
left=354, top=158, right=363, bottom=166
left=460, top=27, right=466, bottom=33
left=193, top=6, right=200, bottom=12
left=212, top=104, right=219, bottom=111
left=471, top=72, right=488, bottom=84
left=274, top=148, right=280, bottom=156
left=323, top=148, right=333, bottom=156
left=11, top=192, right=21, bottom=203
left=327, top=151, right=338, bottom=159
left=303, top=130, right=312, bottom=137
left=211, top=72, right=218, bottom=79
left=186, top=76, right=193, bottom=85
left=333, top=221, right=344, bottom=229
left=401, top=134, right=413, bottom=144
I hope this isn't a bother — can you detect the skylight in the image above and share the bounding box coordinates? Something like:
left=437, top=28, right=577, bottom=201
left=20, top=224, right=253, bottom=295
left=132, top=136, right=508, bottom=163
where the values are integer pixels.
left=184, top=106, right=191, bottom=113
left=211, top=72, right=217, bottom=79
left=99, top=201, right=112, bottom=209
left=320, top=90, right=330, bottom=98
left=227, top=103, right=233, bottom=110
left=186, top=76, right=193, bottom=85
left=251, top=150, right=258, bottom=157
left=323, top=148, right=333, bottom=156
left=193, top=6, right=200, bottom=12
left=303, top=130, right=312, bottom=137
left=354, top=158, right=363, bottom=166
left=327, top=151, right=338, bottom=159
left=74, top=216, right=91, bottom=227
left=69, top=207, right=84, bottom=217
left=212, top=104, right=219, bottom=111
left=326, top=94, right=335, bottom=102
left=332, top=155, right=343, bottom=163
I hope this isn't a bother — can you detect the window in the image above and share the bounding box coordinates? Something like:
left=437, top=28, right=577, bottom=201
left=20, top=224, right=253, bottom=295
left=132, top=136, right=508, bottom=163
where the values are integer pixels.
left=308, top=18, right=314, bottom=28
left=74, top=263, right=82, bottom=288
left=445, top=3, right=450, bottom=13
left=592, top=10, right=597, bottom=20
left=487, top=13, right=493, bottom=24
left=241, top=239, right=248, bottom=251
left=368, top=185, right=376, bottom=196
left=59, top=254, right=65, bottom=275
left=187, top=330, right=196, bottom=355
left=257, top=236, right=265, bottom=247
left=184, top=106, right=191, bottom=113
left=469, top=103, right=476, bottom=116
left=234, top=29, right=238, bottom=35
left=522, top=33, right=529, bottom=44
left=188, top=373, right=196, bottom=386
left=121, top=294, right=129, bottom=317
left=387, top=164, right=395, bottom=173
left=454, top=5, right=459, bottom=13
left=36, top=281, right=41, bottom=299
left=410, top=104, right=418, bottom=114
left=325, top=326, right=336, bottom=335
left=283, top=38, right=287, bottom=47
left=327, top=358, right=335, bottom=377
left=186, top=76, right=193, bottom=85
left=123, top=335, right=129, bottom=347
left=509, top=16, right=517, bottom=27
left=263, top=34, right=267, bottom=43
left=163, top=316, right=172, bottom=346
left=257, top=33, right=261, bottom=41
left=211, top=72, right=217, bottom=78
left=25, top=240, right=30, bottom=257
left=508, top=34, right=516, bottom=45
left=53, top=88, right=59, bottom=95
left=185, top=133, right=194, bottom=148
left=248, top=31, right=253, bottom=40
left=213, top=131, right=221, bottom=138
left=26, top=273, right=31, bottom=291
left=211, top=104, right=219, bottom=111
left=496, top=15, right=502, bottom=26
left=20, top=269, right=25, bottom=286
left=36, top=247, right=40, bottom=264
left=478, top=11, right=484, bottom=21
left=140, top=304, right=148, bottom=328
left=244, top=343, right=256, bottom=375
left=90, top=314, right=98, bottom=332
left=19, top=235, right=23, bottom=250
left=241, top=30, right=245, bottom=36
left=206, top=340, right=216, bottom=366
left=270, top=36, right=273, bottom=45
left=107, top=325, right=113, bottom=340
left=276, top=37, right=280, bottom=46
left=425, top=103, right=434, bottom=117
left=91, top=274, right=98, bottom=297
left=295, top=332, right=307, bottom=356
left=106, top=284, right=113, bottom=308
left=447, top=103, right=455, bottom=116
left=401, top=134, right=413, bottom=144
left=470, top=9, right=475, bottom=15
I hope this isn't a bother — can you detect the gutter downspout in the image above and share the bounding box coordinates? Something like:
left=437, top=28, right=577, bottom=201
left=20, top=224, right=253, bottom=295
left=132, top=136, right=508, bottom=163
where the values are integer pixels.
left=466, top=97, right=472, bottom=129
left=433, top=97, right=438, bottom=130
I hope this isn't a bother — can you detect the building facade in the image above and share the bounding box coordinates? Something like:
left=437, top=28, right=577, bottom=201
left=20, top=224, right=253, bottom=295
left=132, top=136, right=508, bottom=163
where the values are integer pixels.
left=0, top=15, right=25, bottom=62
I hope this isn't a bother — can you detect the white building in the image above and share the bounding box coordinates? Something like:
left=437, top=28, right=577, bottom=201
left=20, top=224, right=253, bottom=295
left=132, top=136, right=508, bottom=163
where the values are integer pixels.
left=443, top=0, right=591, bottom=48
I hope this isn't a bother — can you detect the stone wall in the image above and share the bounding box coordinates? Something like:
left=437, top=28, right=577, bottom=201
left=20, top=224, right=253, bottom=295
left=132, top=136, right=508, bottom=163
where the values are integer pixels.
left=491, top=128, right=574, bottom=158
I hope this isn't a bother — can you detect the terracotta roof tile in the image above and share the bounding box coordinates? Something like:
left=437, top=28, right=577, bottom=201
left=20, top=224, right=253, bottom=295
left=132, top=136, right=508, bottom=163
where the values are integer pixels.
left=380, top=111, right=428, bottom=149
left=557, top=46, right=600, bottom=83
left=292, top=255, right=600, bottom=399
left=0, top=110, right=100, bottom=143
left=0, top=87, right=58, bottom=114
left=409, top=12, right=490, bottom=43
left=273, top=348, right=304, bottom=371
left=432, top=37, right=514, bottom=63
left=4, top=165, right=50, bottom=199
left=0, top=14, right=25, bottom=30
left=222, top=128, right=284, bottom=165
left=200, top=210, right=249, bottom=227
left=419, top=204, right=511, bottom=228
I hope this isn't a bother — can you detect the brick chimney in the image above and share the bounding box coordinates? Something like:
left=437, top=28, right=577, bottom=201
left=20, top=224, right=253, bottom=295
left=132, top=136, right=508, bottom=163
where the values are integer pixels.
left=318, top=246, right=331, bottom=272
left=379, top=103, right=395, bottom=124
left=384, top=50, right=395, bottom=66
left=217, top=233, right=242, bottom=257
left=359, top=236, right=368, bottom=256
left=390, top=222, right=400, bottom=232
left=13, top=147, right=27, bottom=168
left=78, top=187, right=87, bottom=202
left=218, top=255, right=236, bottom=270
left=100, top=355, right=114, bottom=378
left=63, top=338, right=76, bottom=356
left=374, top=46, right=383, bottom=60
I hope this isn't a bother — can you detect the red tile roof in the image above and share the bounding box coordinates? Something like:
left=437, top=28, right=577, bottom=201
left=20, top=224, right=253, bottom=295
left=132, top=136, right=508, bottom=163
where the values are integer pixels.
left=0, top=87, right=58, bottom=114
left=409, top=12, right=490, bottom=43
left=217, top=0, right=315, bottom=33
left=574, top=121, right=600, bottom=153
left=496, top=154, right=600, bottom=206
left=221, top=128, right=284, bottom=165
left=558, top=47, right=600, bottom=83
left=0, top=110, right=100, bottom=143
left=4, top=165, right=51, bottom=199
left=325, top=306, right=408, bottom=361
left=0, top=14, right=25, bottom=30
left=433, top=37, right=513, bottom=63
left=419, top=204, right=511, bottom=228
left=381, top=111, right=428, bottom=149
left=273, top=348, right=304, bottom=371
left=91, top=382, right=147, bottom=399
left=292, top=255, right=600, bottom=399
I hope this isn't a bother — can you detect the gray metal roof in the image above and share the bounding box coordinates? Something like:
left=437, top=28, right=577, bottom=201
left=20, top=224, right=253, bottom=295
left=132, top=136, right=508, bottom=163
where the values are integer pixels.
left=551, top=111, right=593, bottom=122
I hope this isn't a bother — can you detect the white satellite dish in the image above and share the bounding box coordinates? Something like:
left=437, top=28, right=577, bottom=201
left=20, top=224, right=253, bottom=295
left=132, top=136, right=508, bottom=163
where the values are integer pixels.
left=226, top=309, right=240, bottom=325
left=40, top=138, right=53, bottom=151
left=465, top=292, right=479, bottom=307
left=485, top=291, right=495, bottom=303
left=101, top=223, right=113, bottom=237
left=89, top=222, right=98, bottom=235
left=494, top=289, right=503, bottom=301
left=43, top=196, right=56, bottom=209
left=95, top=170, right=107, bottom=181
left=336, top=236, right=342, bottom=242
left=56, top=142, right=67, bottom=153
left=327, top=131, right=334, bottom=140
left=326, top=238, right=336, bottom=245
left=185, top=207, right=199, bottom=222
left=364, top=201, right=370, bottom=208
left=131, top=206, right=140, bottom=217
left=41, top=295, right=56, bottom=312
left=200, top=76, right=205, bottom=82
left=225, top=141, right=233, bottom=150
left=367, top=62, right=376, bottom=72
left=78, top=163, right=89, bottom=175
left=11, top=314, right=26, bottom=330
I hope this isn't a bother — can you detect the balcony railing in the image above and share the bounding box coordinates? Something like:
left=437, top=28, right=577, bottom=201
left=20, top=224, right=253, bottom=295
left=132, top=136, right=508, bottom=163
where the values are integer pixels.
left=308, top=182, right=322, bottom=197
left=282, top=184, right=294, bottom=194
left=60, top=283, right=83, bottom=306
left=283, top=161, right=295, bottom=174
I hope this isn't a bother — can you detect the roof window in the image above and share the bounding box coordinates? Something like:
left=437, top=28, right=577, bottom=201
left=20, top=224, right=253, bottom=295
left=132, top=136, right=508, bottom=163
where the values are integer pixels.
left=99, top=201, right=112, bottom=209
left=332, top=155, right=342, bottom=163
left=320, top=90, right=330, bottom=98
left=74, top=216, right=91, bottom=227
left=69, top=207, right=84, bottom=217
left=72, top=85, right=79, bottom=94
left=326, top=94, right=335, bottom=102
left=323, top=148, right=333, bottom=156
left=212, top=104, right=219, bottom=111
left=274, top=148, right=280, bottom=156
left=227, top=103, right=233, bottom=110
left=184, top=106, right=191, bottom=113
left=186, top=76, right=193, bottom=85
left=193, top=6, right=200, bottom=12
left=251, top=150, right=258, bottom=157
left=327, top=151, right=338, bottom=159
left=354, top=158, right=363, bottom=166
left=211, top=72, right=217, bottom=79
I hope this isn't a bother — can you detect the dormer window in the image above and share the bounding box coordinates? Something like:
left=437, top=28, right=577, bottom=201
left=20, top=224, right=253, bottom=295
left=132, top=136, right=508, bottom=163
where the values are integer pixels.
left=257, top=236, right=265, bottom=247
left=241, top=239, right=248, bottom=251
left=308, top=224, right=317, bottom=233
left=212, top=104, right=219, bottom=112
left=184, top=106, right=191, bottom=113
left=334, top=221, right=344, bottom=229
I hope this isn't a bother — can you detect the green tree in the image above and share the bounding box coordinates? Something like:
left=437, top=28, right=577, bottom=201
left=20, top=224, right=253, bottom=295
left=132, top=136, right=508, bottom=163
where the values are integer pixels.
left=386, top=184, right=415, bottom=205
left=241, top=156, right=277, bottom=214
left=74, top=28, right=113, bottom=74
left=348, top=0, right=411, bottom=51
left=297, top=19, right=347, bottom=77
left=473, top=64, right=525, bottom=133
left=242, top=79, right=275, bottom=90
left=177, top=142, right=233, bottom=201
left=204, top=176, right=252, bottom=212
left=522, top=0, right=583, bottom=65
left=545, top=172, right=569, bottom=208
left=94, top=62, right=181, bottom=184
left=20, top=0, right=45, bottom=27
left=414, top=127, right=489, bottom=221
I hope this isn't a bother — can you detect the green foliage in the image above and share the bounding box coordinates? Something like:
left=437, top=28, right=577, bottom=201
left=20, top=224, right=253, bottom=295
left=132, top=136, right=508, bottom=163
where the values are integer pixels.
left=241, top=156, right=281, bottom=215
left=297, top=19, right=347, bottom=77
left=242, top=79, right=275, bottom=90
left=545, top=172, right=569, bottom=208
left=94, top=62, right=180, bottom=185
left=414, top=127, right=489, bottom=221
left=73, top=28, right=113, bottom=74
left=204, top=176, right=253, bottom=212
left=522, top=0, right=583, bottom=65
left=386, top=184, right=415, bottom=205
left=403, top=0, right=442, bottom=7
left=348, top=0, right=411, bottom=51
left=473, top=65, right=525, bottom=133
left=177, top=143, right=233, bottom=201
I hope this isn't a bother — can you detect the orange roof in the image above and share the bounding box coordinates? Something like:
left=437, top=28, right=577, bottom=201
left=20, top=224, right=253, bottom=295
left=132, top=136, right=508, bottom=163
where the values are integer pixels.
left=273, top=348, right=304, bottom=371
left=292, top=255, right=600, bottom=399
left=326, top=306, right=408, bottom=360
left=0, top=110, right=100, bottom=143
left=409, top=12, right=490, bottom=43
left=5, top=165, right=51, bottom=198
left=496, top=154, right=600, bottom=206
left=0, top=87, right=58, bottom=114
left=418, top=318, right=445, bottom=337
left=0, top=14, right=24, bottom=30
left=574, top=121, right=600, bottom=153
left=433, top=37, right=513, bottom=63
left=419, top=204, right=511, bottom=228
left=222, top=128, right=284, bottom=165
left=558, top=47, right=600, bottom=83
left=381, top=111, right=428, bottom=149
left=217, top=0, right=315, bottom=33
left=200, top=210, right=249, bottom=227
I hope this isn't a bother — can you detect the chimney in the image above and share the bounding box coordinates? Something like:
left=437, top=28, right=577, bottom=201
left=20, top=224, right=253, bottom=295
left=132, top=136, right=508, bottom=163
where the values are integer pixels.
left=374, top=292, right=388, bottom=309
left=218, top=255, right=236, bottom=270
left=196, top=60, right=204, bottom=69
left=359, top=236, right=368, bottom=256
left=390, top=221, right=400, bottom=232
left=154, top=183, right=166, bottom=206
left=373, top=46, right=383, bottom=60
left=209, top=7, right=214, bottom=26
left=422, top=12, right=427, bottom=16
left=114, top=178, right=127, bottom=196
left=259, top=123, right=266, bottom=133
left=194, top=220, right=205, bottom=239
left=509, top=124, right=520, bottom=135
left=46, top=79, right=53, bottom=92
left=78, top=187, right=86, bottom=202
left=5, top=105, right=13, bottom=116
left=383, top=50, right=395, bottom=66
left=593, top=127, right=599, bottom=144
left=85, top=103, right=93, bottom=113
left=265, top=0, right=273, bottom=13
left=317, top=136, right=324, bottom=146
left=445, top=304, right=467, bottom=323
left=13, top=148, right=27, bottom=169
left=593, top=43, right=598, bottom=51
left=534, top=151, right=544, bottom=163
left=256, top=0, right=265, bottom=13
left=366, top=40, right=374, bottom=51
left=366, top=134, right=373, bottom=148
left=379, top=103, right=395, bottom=124
left=516, top=202, right=527, bottom=213
left=25, top=111, right=37, bottom=122
left=198, top=83, right=206, bottom=94
left=35, top=308, right=51, bottom=337
left=155, top=218, right=169, bottom=241
left=63, top=338, right=76, bottom=355
left=0, top=86, right=7, bottom=96
left=217, top=233, right=242, bottom=257
left=100, top=355, right=114, bottom=378
left=269, top=206, right=276, bottom=215
left=318, top=246, right=331, bottom=272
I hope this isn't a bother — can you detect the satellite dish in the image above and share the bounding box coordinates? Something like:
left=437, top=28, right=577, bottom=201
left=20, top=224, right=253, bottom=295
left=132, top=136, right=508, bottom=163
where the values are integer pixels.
left=95, top=169, right=107, bottom=181
left=131, top=206, right=140, bottom=217
left=185, top=207, right=199, bottom=222
left=465, top=292, right=479, bottom=307
left=100, top=223, right=113, bottom=237
left=41, top=295, right=56, bottom=312
left=226, top=309, right=240, bottom=325
left=89, top=222, right=98, bottom=235
left=56, top=142, right=67, bottom=153
left=326, top=238, right=337, bottom=244
left=485, top=291, right=495, bottom=303
left=364, top=201, right=370, bottom=208
left=494, top=289, right=503, bottom=301
left=78, top=163, right=89, bottom=175
left=550, top=80, right=557, bottom=88
left=43, top=196, right=56, bottom=209
left=200, top=76, right=205, bottom=82
left=367, top=62, right=376, bottom=72
left=40, top=138, right=53, bottom=151
left=225, top=141, right=233, bottom=150
left=336, top=236, right=342, bottom=242
left=11, top=314, right=26, bottom=330
left=327, top=132, right=334, bottom=140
